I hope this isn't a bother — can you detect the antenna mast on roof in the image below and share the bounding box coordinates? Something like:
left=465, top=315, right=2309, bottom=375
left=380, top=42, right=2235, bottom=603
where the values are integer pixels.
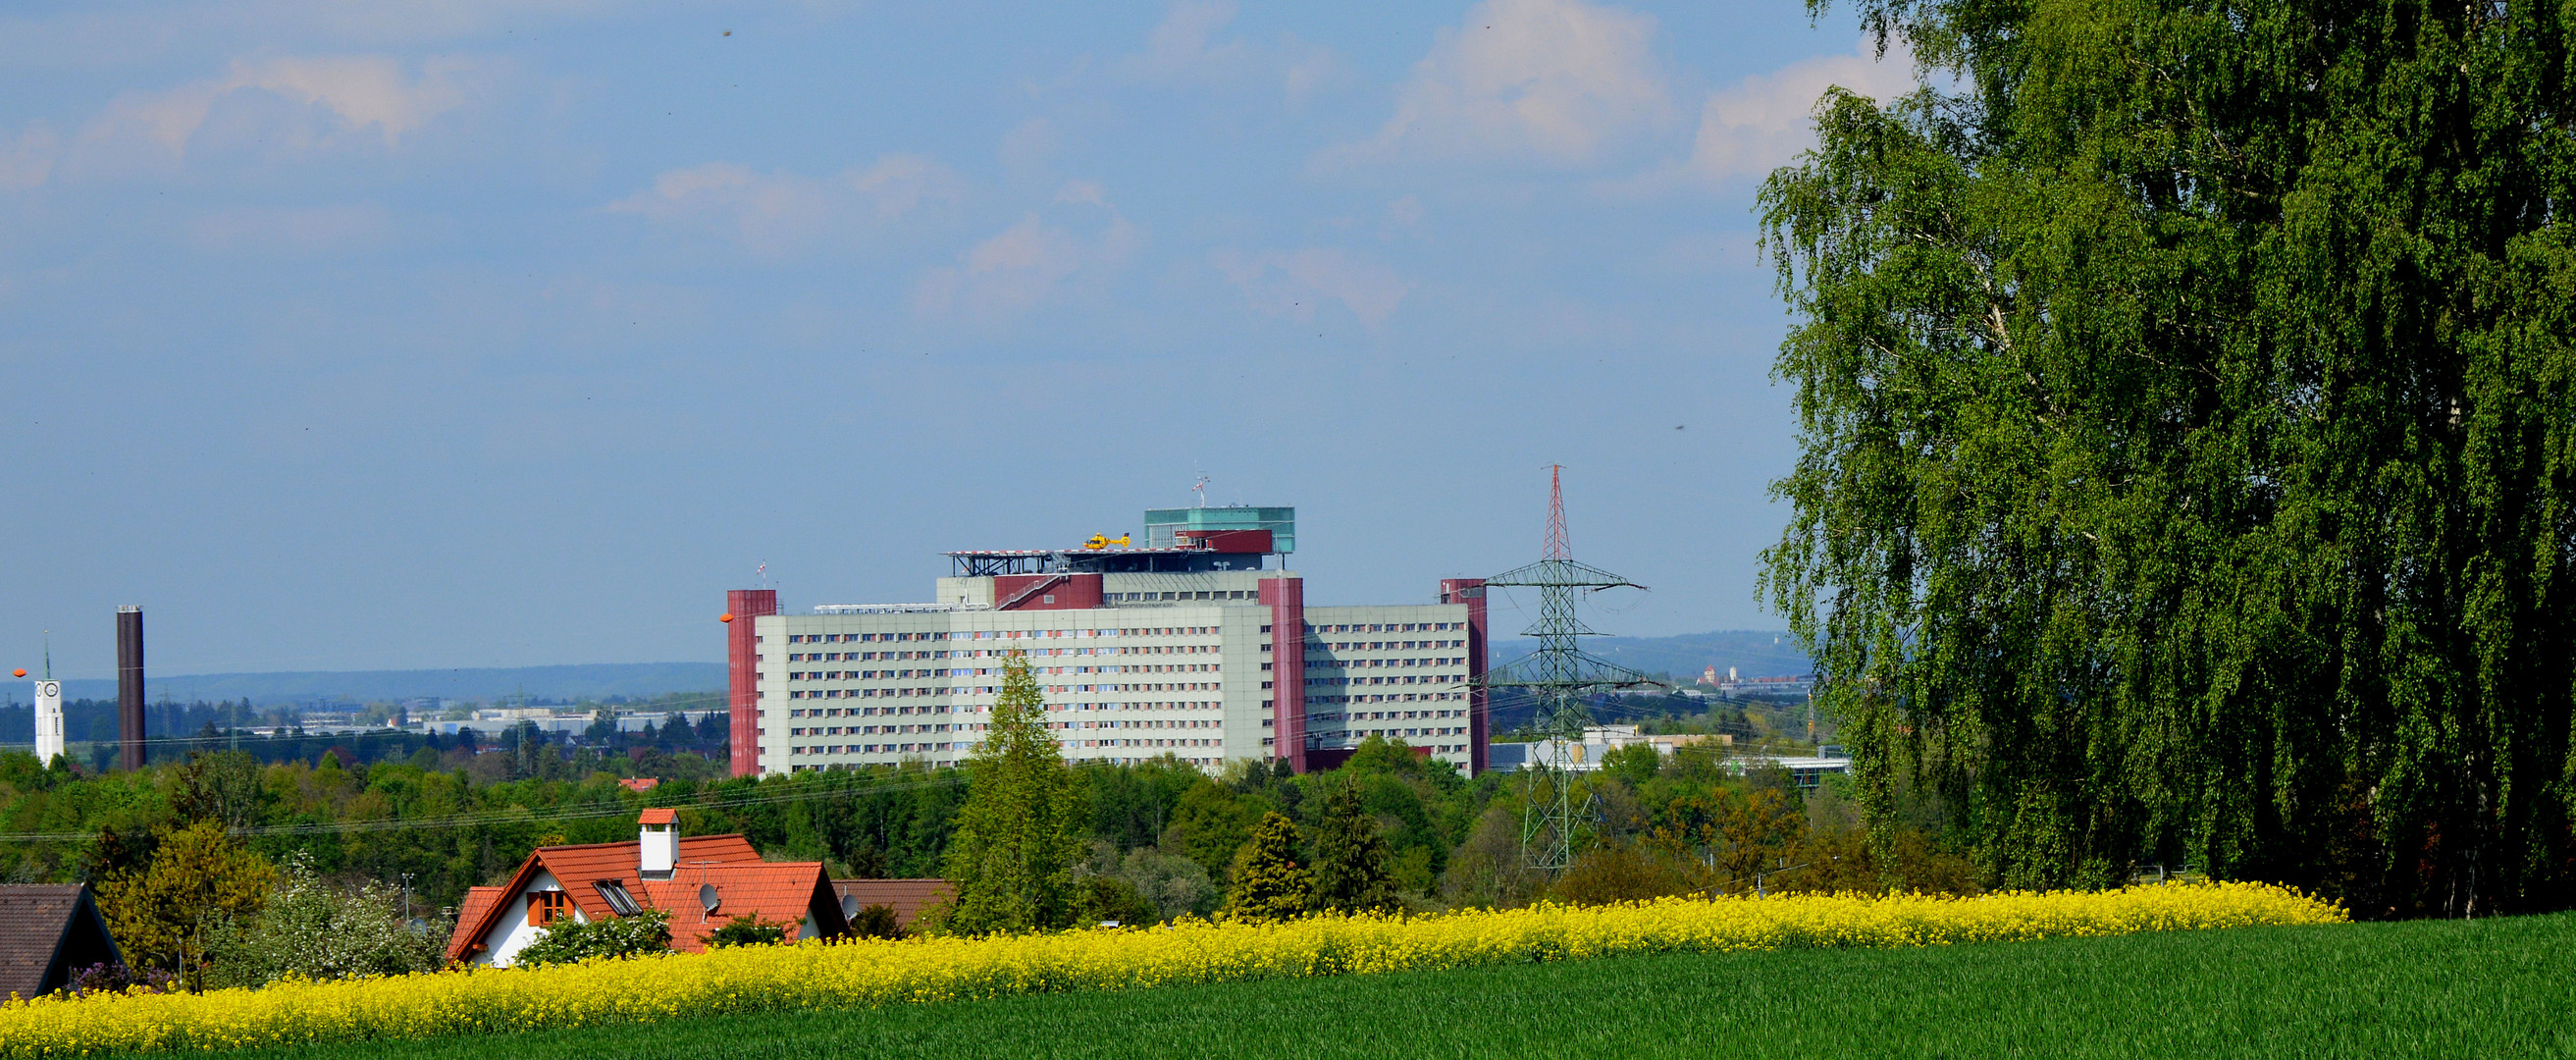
left=1191, top=475, right=1210, bottom=507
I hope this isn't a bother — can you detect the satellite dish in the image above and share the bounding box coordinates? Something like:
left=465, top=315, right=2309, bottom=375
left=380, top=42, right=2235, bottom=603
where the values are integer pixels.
left=840, top=894, right=860, bottom=920
left=699, top=884, right=720, bottom=915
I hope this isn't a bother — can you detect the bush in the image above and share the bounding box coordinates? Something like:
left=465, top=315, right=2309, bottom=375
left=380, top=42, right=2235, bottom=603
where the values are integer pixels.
left=59, top=962, right=176, bottom=998
left=201, top=854, right=445, bottom=988
left=1075, top=875, right=1159, bottom=928
left=700, top=914, right=792, bottom=949
left=512, top=910, right=672, bottom=967
left=848, top=904, right=905, bottom=940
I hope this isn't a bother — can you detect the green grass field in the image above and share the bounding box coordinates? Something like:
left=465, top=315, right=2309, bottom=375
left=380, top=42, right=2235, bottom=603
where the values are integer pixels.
left=223, top=914, right=2574, bottom=1060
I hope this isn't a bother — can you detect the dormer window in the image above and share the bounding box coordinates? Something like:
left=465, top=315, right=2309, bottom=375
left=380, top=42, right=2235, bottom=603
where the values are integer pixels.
left=527, top=890, right=570, bottom=927
left=594, top=880, right=642, bottom=917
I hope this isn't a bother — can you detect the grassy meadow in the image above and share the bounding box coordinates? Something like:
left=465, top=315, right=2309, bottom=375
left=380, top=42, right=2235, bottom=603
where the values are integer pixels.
left=212, top=912, right=2572, bottom=1060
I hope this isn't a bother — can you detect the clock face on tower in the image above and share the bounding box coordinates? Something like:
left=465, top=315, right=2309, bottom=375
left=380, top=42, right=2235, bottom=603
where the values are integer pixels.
left=36, top=682, right=58, bottom=699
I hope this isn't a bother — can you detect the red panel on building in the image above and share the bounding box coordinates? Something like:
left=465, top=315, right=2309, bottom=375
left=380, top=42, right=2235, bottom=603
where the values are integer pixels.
left=993, top=573, right=1105, bottom=610
left=1175, top=529, right=1273, bottom=554
left=726, top=589, right=778, bottom=778
left=1260, top=576, right=1306, bottom=773
left=1442, top=578, right=1489, bottom=776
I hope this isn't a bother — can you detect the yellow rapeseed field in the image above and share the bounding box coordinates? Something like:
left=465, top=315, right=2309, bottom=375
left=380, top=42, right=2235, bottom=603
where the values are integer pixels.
left=0, top=882, right=2341, bottom=1056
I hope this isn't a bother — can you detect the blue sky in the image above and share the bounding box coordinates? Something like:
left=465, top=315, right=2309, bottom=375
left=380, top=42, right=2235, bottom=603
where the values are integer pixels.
left=0, top=0, right=1916, bottom=679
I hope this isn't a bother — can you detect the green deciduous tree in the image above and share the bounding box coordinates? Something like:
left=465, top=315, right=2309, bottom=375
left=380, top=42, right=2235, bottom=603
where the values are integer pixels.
left=1309, top=781, right=1400, bottom=916
left=938, top=653, right=1085, bottom=934
left=202, top=853, right=444, bottom=987
left=1761, top=0, right=2576, bottom=914
left=1222, top=812, right=1311, bottom=923
left=93, top=821, right=273, bottom=984
left=699, top=913, right=794, bottom=949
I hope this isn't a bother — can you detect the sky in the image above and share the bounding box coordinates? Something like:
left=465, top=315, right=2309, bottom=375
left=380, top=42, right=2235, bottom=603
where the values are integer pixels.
left=0, top=0, right=1918, bottom=679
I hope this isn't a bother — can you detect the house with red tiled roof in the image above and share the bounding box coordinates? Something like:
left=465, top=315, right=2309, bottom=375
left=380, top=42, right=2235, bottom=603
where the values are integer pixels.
left=445, top=810, right=853, bottom=967
left=831, top=878, right=955, bottom=931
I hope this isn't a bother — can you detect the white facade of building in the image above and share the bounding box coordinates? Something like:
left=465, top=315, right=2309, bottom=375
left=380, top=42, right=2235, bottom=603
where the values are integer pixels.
left=31, top=680, right=63, bottom=765
left=747, top=570, right=1477, bottom=777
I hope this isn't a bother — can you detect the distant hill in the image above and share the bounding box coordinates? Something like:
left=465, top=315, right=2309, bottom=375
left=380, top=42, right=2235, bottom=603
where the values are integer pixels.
left=35, top=662, right=726, bottom=707
left=1487, top=630, right=1811, bottom=682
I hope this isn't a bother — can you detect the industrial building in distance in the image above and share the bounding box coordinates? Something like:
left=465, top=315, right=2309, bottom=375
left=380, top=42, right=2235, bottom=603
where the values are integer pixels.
left=723, top=505, right=1492, bottom=779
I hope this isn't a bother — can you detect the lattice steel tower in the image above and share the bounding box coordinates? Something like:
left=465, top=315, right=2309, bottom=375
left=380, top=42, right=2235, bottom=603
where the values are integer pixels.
left=1481, top=466, right=1657, bottom=872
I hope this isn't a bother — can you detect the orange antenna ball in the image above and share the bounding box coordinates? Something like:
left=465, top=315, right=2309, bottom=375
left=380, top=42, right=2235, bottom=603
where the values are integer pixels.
left=719, top=613, right=734, bottom=623
left=9, top=669, right=23, bottom=678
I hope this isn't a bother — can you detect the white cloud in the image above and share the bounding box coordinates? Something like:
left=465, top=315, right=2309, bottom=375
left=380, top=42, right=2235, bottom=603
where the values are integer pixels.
left=46, top=54, right=488, bottom=182
left=1618, top=37, right=1918, bottom=192
left=1119, top=0, right=1246, bottom=83
left=605, top=154, right=961, bottom=256
left=1210, top=247, right=1411, bottom=328
left=1118, top=1, right=1348, bottom=107
left=1317, top=0, right=1676, bottom=170
left=90, top=54, right=473, bottom=154
left=914, top=198, right=1144, bottom=321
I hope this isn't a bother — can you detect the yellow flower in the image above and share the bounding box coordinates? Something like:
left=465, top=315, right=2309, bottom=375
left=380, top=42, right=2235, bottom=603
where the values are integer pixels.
left=0, top=882, right=2342, bottom=1057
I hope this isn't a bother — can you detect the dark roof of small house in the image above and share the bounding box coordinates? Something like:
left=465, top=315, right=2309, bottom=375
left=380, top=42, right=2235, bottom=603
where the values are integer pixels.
left=832, top=878, right=955, bottom=928
left=0, top=885, right=121, bottom=1000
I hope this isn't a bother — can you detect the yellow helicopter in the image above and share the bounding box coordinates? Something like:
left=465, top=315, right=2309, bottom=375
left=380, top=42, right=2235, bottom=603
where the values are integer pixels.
left=1082, top=533, right=1132, bottom=551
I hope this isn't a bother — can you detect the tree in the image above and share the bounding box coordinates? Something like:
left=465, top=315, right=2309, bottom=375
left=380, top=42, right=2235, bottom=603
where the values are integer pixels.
left=699, top=913, right=793, bottom=949
left=1308, top=781, right=1400, bottom=915
left=170, top=751, right=265, bottom=830
left=202, top=853, right=444, bottom=988
left=1074, top=874, right=1159, bottom=928
left=1761, top=0, right=2576, bottom=914
left=1110, top=846, right=1219, bottom=922
left=1552, top=841, right=1691, bottom=906
left=937, top=653, right=1085, bottom=934
left=93, top=821, right=274, bottom=985
left=1601, top=743, right=1663, bottom=788
left=848, top=904, right=906, bottom=940
left=1168, top=779, right=1269, bottom=879
left=1221, top=812, right=1311, bottom=923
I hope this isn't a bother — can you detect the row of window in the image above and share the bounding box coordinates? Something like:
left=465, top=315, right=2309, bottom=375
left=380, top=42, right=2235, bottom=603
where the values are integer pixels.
left=790, top=662, right=1224, bottom=683
left=1293, top=640, right=1464, bottom=654
left=1303, top=692, right=1465, bottom=705
left=789, top=741, right=955, bottom=757
left=1306, top=709, right=1467, bottom=724
left=782, top=626, right=1228, bottom=646
left=1079, top=737, right=1222, bottom=749
left=789, top=643, right=1228, bottom=663
left=789, top=722, right=949, bottom=737
left=791, top=705, right=936, bottom=718
left=787, top=686, right=947, bottom=699
left=1299, top=622, right=1464, bottom=634
left=1298, top=657, right=1462, bottom=670
left=1302, top=675, right=1462, bottom=687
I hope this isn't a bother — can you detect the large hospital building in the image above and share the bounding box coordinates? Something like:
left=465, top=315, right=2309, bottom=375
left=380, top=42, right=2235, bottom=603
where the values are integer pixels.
left=723, top=506, right=1490, bottom=778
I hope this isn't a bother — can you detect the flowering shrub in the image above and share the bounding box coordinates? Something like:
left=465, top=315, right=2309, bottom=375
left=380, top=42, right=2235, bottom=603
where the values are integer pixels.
left=58, top=963, right=176, bottom=999
left=0, top=882, right=2342, bottom=1057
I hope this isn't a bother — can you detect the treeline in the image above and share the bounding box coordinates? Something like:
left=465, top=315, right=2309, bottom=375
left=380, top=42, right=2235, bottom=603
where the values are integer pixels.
left=0, top=699, right=732, bottom=775
left=0, top=738, right=1964, bottom=929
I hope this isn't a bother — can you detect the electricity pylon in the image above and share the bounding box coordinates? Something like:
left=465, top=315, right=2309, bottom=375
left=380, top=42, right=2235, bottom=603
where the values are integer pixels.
left=1480, top=466, right=1658, bottom=873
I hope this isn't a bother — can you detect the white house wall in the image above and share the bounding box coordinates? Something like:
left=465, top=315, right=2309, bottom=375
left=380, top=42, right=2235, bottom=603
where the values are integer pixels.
left=478, top=869, right=575, bottom=968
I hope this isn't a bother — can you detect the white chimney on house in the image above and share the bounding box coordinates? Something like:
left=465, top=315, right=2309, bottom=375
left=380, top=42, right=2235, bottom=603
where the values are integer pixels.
left=639, top=808, right=678, bottom=878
